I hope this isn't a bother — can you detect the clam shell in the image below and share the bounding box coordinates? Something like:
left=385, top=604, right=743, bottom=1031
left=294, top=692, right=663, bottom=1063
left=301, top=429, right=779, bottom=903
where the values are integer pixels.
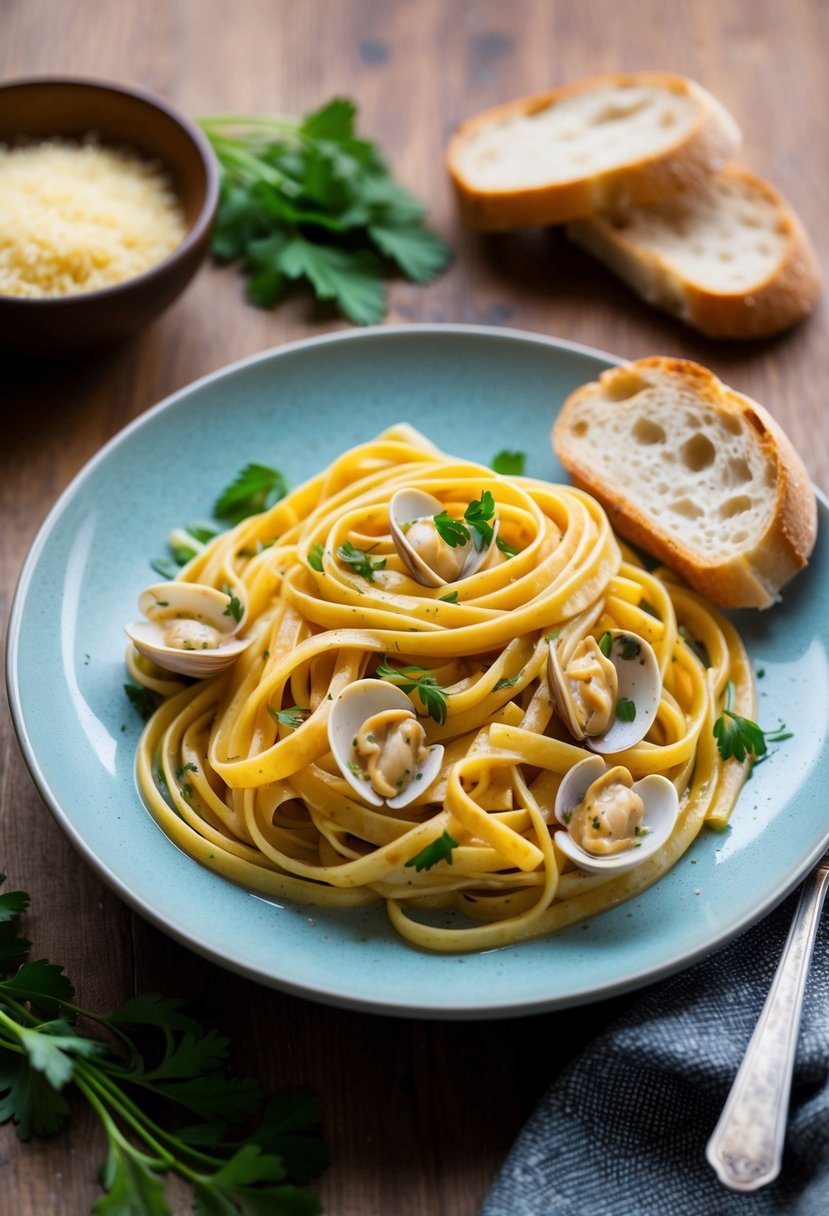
left=548, top=629, right=661, bottom=754
left=125, top=580, right=250, bottom=677
left=327, top=678, right=444, bottom=808
left=553, top=755, right=679, bottom=876
left=389, top=487, right=499, bottom=587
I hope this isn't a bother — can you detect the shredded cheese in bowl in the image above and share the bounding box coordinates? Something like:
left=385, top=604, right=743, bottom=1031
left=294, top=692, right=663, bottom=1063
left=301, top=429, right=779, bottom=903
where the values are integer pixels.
left=0, top=139, right=187, bottom=298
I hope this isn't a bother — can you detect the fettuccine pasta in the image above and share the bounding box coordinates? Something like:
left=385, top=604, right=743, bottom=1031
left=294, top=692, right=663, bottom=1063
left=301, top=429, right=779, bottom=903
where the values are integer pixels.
left=129, top=424, right=754, bottom=952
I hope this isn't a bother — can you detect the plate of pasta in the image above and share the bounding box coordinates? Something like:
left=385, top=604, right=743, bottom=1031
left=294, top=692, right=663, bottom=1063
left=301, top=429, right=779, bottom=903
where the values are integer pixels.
left=8, top=325, right=829, bottom=1018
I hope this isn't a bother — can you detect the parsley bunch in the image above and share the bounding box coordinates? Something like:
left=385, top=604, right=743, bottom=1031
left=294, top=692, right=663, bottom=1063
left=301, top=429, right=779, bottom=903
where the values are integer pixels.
left=713, top=680, right=791, bottom=763
left=200, top=99, right=450, bottom=325
left=0, top=877, right=326, bottom=1214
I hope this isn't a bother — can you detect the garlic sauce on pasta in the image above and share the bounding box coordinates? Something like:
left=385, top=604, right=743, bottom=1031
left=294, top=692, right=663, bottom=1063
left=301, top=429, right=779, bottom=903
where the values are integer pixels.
left=128, top=424, right=754, bottom=952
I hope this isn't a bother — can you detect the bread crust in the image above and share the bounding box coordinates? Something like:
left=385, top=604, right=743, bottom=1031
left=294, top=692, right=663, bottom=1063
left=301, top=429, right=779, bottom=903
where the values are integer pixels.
left=567, top=166, right=822, bottom=339
left=446, top=72, right=741, bottom=231
left=552, top=357, right=817, bottom=609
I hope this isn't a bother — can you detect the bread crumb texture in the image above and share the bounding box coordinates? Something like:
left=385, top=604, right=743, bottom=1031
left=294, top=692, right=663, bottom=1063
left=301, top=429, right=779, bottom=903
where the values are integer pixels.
left=562, top=377, right=775, bottom=559
left=453, top=82, right=697, bottom=191
left=0, top=139, right=187, bottom=297
left=602, top=171, right=789, bottom=292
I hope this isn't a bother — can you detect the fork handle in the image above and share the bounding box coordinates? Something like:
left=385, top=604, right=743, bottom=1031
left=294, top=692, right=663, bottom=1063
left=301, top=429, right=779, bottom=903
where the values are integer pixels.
left=705, top=865, right=829, bottom=1191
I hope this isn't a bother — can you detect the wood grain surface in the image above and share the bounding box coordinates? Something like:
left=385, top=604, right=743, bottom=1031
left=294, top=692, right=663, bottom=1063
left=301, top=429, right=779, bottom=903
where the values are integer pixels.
left=1, top=2, right=827, bottom=1212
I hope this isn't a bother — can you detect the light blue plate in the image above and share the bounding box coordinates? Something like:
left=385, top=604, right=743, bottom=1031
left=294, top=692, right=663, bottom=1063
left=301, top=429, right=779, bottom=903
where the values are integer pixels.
left=7, top=326, right=829, bottom=1019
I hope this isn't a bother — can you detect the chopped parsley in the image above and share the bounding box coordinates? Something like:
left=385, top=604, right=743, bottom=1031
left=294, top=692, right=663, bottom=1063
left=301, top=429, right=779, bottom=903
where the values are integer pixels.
left=496, top=536, right=519, bottom=558
left=619, top=636, right=641, bottom=661
left=214, top=462, right=288, bottom=525
left=123, top=683, right=162, bottom=722
left=307, top=543, right=325, bottom=572
left=491, top=450, right=525, bottom=476
left=493, top=672, right=523, bottom=692
left=431, top=491, right=497, bottom=553
left=376, top=660, right=449, bottom=724
left=438, top=590, right=459, bottom=603
left=268, top=706, right=311, bottom=730
left=222, top=586, right=244, bottom=622
left=337, top=540, right=386, bottom=581
left=616, top=697, right=636, bottom=723
left=713, top=681, right=770, bottom=763
left=405, top=830, right=459, bottom=872
left=598, top=632, right=613, bottom=657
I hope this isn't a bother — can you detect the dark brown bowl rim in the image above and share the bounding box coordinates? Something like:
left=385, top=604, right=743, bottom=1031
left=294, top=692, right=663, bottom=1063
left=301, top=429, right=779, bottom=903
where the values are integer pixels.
left=0, top=75, right=221, bottom=308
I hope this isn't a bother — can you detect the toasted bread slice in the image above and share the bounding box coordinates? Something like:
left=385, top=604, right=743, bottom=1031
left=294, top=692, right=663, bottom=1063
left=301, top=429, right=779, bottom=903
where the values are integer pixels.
left=567, top=165, right=821, bottom=338
left=446, top=72, right=740, bottom=231
left=552, top=357, right=817, bottom=608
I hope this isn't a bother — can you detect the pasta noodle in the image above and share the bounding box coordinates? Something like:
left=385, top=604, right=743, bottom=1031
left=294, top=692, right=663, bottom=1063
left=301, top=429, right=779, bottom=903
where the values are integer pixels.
left=129, top=424, right=755, bottom=952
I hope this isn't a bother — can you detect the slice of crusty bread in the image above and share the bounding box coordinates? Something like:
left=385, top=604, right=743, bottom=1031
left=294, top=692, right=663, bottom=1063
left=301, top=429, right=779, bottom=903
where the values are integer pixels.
left=552, top=357, right=817, bottom=609
left=446, top=72, right=740, bottom=231
left=567, top=165, right=821, bottom=338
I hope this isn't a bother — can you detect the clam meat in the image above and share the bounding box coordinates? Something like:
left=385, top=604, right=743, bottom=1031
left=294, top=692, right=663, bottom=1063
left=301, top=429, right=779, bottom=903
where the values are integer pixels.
left=125, top=581, right=250, bottom=678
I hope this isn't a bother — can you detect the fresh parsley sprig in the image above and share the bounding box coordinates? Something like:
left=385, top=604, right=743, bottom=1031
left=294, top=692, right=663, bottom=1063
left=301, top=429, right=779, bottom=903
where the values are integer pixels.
left=375, top=661, right=449, bottom=725
left=214, top=463, right=288, bottom=527
left=713, top=681, right=769, bottom=763
left=337, top=541, right=386, bottom=582
left=269, top=706, right=311, bottom=730
left=432, top=492, right=497, bottom=553
left=405, top=831, right=459, bottom=872
left=0, top=876, right=327, bottom=1214
left=199, top=99, right=450, bottom=325
left=491, top=451, right=525, bottom=476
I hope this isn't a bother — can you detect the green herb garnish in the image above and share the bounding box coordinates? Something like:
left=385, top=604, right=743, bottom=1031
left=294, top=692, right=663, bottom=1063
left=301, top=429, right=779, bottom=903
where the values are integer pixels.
left=337, top=540, right=386, bottom=582
left=307, top=543, right=325, bottom=572
left=438, top=590, right=459, bottom=603
left=268, top=706, right=311, bottom=730
left=495, top=536, right=519, bottom=558
left=713, top=681, right=769, bottom=763
left=598, top=632, right=613, bottom=658
left=222, top=586, right=244, bottom=622
left=199, top=99, right=450, bottom=325
left=123, top=683, right=162, bottom=723
left=493, top=673, right=523, bottom=692
left=616, top=697, right=636, bottom=723
left=463, top=490, right=496, bottom=550
left=432, top=512, right=470, bottom=548
left=376, top=661, right=449, bottom=724
left=491, top=450, right=525, bottom=476
left=0, top=875, right=327, bottom=1212
left=214, top=463, right=288, bottom=526
left=404, top=831, right=459, bottom=872
left=620, top=636, right=641, bottom=661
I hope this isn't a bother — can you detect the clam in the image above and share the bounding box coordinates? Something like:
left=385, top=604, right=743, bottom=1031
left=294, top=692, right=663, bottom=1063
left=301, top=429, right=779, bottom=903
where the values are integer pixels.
left=125, top=581, right=250, bottom=678
left=548, top=628, right=661, bottom=754
left=554, top=754, right=679, bottom=876
left=327, top=678, right=444, bottom=809
left=389, top=488, right=499, bottom=588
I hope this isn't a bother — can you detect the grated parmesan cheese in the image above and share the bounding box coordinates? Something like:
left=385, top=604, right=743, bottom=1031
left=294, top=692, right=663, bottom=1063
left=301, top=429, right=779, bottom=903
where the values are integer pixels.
left=0, top=138, right=187, bottom=298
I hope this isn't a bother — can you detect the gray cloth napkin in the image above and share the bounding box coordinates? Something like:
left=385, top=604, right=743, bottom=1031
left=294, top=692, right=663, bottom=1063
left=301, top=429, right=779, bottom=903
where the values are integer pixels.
left=482, top=888, right=829, bottom=1216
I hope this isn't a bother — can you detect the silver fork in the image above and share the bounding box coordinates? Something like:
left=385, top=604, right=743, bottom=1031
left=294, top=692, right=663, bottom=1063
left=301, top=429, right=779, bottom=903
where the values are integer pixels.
left=706, top=846, right=829, bottom=1191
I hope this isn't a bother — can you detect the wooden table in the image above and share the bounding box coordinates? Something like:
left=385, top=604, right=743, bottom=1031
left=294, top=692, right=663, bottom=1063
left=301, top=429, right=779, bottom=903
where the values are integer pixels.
left=2, top=2, right=827, bottom=1211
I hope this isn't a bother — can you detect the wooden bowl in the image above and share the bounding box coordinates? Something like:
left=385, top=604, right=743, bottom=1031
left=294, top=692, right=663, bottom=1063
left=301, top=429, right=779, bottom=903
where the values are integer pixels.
left=0, top=77, right=219, bottom=356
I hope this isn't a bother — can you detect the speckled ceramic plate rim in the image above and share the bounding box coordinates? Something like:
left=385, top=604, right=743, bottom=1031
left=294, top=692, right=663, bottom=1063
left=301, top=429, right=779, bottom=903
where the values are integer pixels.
left=6, top=324, right=829, bottom=1020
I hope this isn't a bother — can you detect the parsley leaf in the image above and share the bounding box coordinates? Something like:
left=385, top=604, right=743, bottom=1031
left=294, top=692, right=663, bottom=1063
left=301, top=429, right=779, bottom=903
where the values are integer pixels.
left=307, top=544, right=325, bottom=572
left=491, top=450, right=525, bottom=476
left=438, top=590, right=459, bottom=603
left=337, top=540, right=386, bottom=582
left=432, top=512, right=469, bottom=548
left=376, top=661, right=449, bottom=725
left=214, top=463, right=288, bottom=526
left=495, top=536, right=519, bottom=558
left=268, top=706, right=311, bottom=730
left=199, top=100, right=450, bottom=325
left=713, top=682, right=769, bottom=763
left=493, top=672, right=523, bottom=691
left=221, top=586, right=245, bottom=623
left=464, top=491, right=496, bottom=550
left=598, top=632, right=613, bottom=658
left=405, top=831, right=459, bottom=872
left=619, top=636, right=641, bottom=661
left=616, top=697, right=636, bottom=723
left=124, top=683, right=162, bottom=723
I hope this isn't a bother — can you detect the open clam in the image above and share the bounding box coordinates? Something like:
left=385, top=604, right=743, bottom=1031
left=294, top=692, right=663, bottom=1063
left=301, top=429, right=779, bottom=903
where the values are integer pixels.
left=389, top=488, right=499, bottom=588
left=548, top=628, right=661, bottom=754
left=328, top=678, right=444, bottom=809
left=125, top=581, right=250, bottom=678
left=554, top=754, right=679, bottom=876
